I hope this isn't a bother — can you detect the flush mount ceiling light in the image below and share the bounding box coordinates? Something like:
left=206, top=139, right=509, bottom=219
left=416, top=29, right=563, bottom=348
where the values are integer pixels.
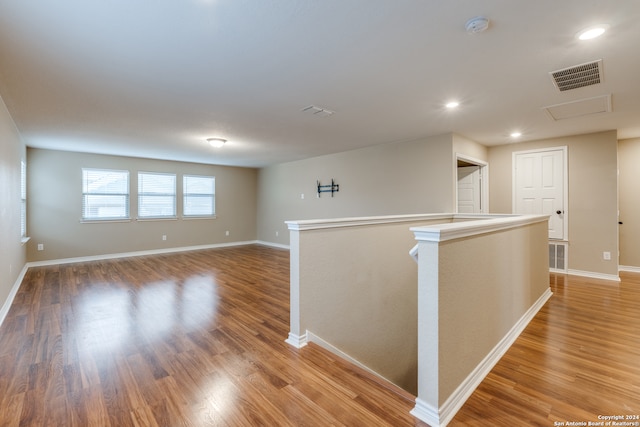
left=465, top=16, right=490, bottom=34
left=206, top=137, right=226, bottom=148
left=445, top=101, right=460, bottom=109
left=510, top=132, right=522, bottom=138
left=577, top=24, right=609, bottom=40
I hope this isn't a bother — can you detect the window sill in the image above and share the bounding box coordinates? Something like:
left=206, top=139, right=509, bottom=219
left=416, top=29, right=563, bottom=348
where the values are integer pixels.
left=182, top=215, right=217, bottom=220
left=136, top=217, right=178, bottom=222
left=21, top=236, right=31, bottom=245
left=80, top=218, right=132, bottom=224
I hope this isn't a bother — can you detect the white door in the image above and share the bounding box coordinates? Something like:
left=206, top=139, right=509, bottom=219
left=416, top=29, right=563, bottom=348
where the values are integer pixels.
left=457, top=166, right=481, bottom=213
left=513, top=148, right=566, bottom=240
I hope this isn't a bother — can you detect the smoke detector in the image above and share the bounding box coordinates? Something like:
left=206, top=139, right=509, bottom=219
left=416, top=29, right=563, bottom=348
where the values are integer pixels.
left=465, top=17, right=490, bottom=34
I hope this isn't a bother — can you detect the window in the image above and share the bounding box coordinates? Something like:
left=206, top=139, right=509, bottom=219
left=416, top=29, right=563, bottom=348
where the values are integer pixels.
left=82, top=168, right=130, bottom=220
left=20, top=160, right=26, bottom=237
left=138, top=172, right=176, bottom=219
left=183, top=175, right=215, bottom=217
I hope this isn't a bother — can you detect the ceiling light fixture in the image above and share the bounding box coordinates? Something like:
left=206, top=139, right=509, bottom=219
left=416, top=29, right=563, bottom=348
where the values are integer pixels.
left=510, top=132, right=522, bottom=138
left=207, top=137, right=226, bottom=148
left=445, top=101, right=460, bottom=109
left=577, top=25, right=609, bottom=40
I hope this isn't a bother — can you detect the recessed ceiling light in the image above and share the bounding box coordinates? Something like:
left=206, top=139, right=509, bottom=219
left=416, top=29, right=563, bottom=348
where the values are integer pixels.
left=206, top=137, right=226, bottom=148
left=577, top=25, right=609, bottom=40
left=445, top=101, right=460, bottom=109
left=510, top=132, right=522, bottom=138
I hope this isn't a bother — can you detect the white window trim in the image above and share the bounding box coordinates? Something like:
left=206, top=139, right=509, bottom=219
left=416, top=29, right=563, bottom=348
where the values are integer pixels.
left=183, top=174, right=216, bottom=218
left=137, top=171, right=177, bottom=220
left=81, top=168, right=130, bottom=222
left=20, top=160, right=27, bottom=238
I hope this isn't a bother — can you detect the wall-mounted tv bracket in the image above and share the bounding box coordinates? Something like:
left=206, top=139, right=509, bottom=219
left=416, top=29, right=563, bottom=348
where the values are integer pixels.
left=317, top=179, right=339, bottom=197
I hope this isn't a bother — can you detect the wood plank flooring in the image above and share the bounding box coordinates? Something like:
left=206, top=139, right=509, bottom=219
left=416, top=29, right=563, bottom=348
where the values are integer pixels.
left=1, top=244, right=640, bottom=426
left=0, top=245, right=425, bottom=427
left=453, top=272, right=640, bottom=425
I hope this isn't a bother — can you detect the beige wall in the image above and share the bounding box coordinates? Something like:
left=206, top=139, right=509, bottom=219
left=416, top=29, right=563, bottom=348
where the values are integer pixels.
left=438, top=221, right=549, bottom=402
left=488, top=131, right=618, bottom=277
left=27, top=148, right=258, bottom=262
left=412, top=217, right=549, bottom=425
left=0, top=95, right=27, bottom=312
left=258, top=134, right=460, bottom=246
left=453, top=133, right=488, bottom=162
left=291, top=216, right=454, bottom=394
left=619, top=138, right=640, bottom=267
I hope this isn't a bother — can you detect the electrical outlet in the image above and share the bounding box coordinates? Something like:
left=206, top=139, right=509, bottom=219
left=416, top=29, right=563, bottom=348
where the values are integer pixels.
left=37, top=243, right=44, bottom=251
left=300, top=193, right=305, bottom=199
left=162, top=235, right=167, bottom=241
left=275, top=231, right=279, bottom=237
left=603, top=251, right=611, bottom=260
left=225, top=230, right=230, bottom=236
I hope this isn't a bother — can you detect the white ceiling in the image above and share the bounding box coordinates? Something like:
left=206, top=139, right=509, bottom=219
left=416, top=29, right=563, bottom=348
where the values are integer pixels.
left=1, top=0, right=639, bottom=168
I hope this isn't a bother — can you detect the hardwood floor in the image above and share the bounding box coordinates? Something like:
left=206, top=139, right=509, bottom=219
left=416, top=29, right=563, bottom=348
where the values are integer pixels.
left=453, top=272, right=640, bottom=426
left=1, top=245, right=640, bottom=426
left=0, top=245, right=425, bottom=427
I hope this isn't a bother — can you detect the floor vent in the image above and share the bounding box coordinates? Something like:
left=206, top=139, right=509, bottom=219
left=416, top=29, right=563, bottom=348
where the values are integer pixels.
left=549, top=241, right=568, bottom=272
left=550, top=59, right=602, bottom=92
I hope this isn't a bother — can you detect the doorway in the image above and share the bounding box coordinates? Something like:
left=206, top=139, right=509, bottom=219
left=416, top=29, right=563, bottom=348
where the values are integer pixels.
left=512, top=147, right=567, bottom=240
left=456, top=154, right=488, bottom=214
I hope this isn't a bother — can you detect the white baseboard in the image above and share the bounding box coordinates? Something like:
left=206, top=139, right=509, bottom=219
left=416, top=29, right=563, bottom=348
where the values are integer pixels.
left=412, top=288, right=553, bottom=427
left=285, top=332, right=307, bottom=348
left=256, top=240, right=290, bottom=250
left=619, top=265, right=640, bottom=273
left=305, top=331, right=397, bottom=387
left=411, top=398, right=440, bottom=427
left=285, top=330, right=399, bottom=391
left=0, top=264, right=29, bottom=328
left=567, top=269, right=620, bottom=282
left=27, top=240, right=261, bottom=267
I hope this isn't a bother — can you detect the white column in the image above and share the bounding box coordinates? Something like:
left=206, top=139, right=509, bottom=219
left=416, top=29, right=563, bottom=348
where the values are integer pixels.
left=284, top=227, right=306, bottom=347
left=410, top=237, right=443, bottom=426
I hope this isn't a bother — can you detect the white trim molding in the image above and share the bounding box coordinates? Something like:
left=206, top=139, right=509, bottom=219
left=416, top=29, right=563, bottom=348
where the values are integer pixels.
left=0, top=264, right=29, bottom=328
left=455, top=153, right=489, bottom=214
left=567, top=269, right=620, bottom=282
left=286, top=213, right=453, bottom=231
left=256, top=240, right=290, bottom=250
left=306, top=331, right=396, bottom=386
left=411, top=288, right=553, bottom=427
left=285, top=332, right=307, bottom=348
left=619, top=265, right=640, bottom=273
left=27, top=240, right=261, bottom=267
left=410, top=214, right=549, bottom=243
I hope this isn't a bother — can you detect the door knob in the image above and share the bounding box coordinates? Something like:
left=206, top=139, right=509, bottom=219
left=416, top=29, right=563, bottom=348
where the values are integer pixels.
left=556, top=210, right=562, bottom=215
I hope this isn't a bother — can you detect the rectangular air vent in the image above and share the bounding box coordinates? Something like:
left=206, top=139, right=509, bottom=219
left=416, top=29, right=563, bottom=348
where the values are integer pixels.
left=549, top=241, right=567, bottom=272
left=550, top=59, right=603, bottom=92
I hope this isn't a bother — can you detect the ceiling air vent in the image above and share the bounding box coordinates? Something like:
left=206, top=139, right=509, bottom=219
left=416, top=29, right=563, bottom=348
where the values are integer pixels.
left=301, top=105, right=334, bottom=117
left=549, top=59, right=603, bottom=92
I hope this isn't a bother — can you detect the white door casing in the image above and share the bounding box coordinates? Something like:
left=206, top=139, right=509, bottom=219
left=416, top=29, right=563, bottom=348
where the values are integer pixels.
left=456, top=154, right=488, bottom=214
left=457, top=166, right=481, bottom=213
left=513, top=147, right=567, bottom=240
